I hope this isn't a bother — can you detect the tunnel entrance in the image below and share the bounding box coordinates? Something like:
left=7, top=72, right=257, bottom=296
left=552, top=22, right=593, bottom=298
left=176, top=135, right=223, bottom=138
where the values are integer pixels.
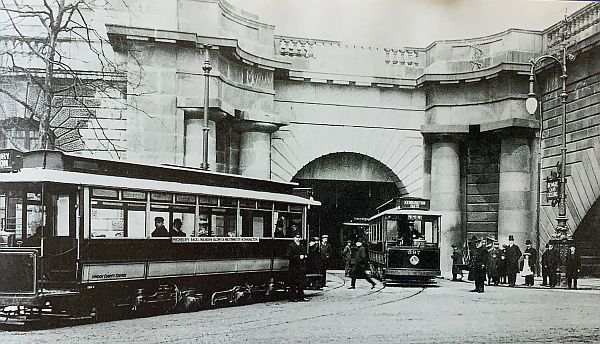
left=292, top=153, right=402, bottom=269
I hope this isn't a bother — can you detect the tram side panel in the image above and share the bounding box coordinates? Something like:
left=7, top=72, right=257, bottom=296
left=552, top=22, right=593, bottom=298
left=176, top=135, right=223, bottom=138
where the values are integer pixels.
left=385, top=247, right=440, bottom=279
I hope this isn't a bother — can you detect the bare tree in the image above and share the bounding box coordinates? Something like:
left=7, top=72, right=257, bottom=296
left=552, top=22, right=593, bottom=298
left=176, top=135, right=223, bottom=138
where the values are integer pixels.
left=0, top=0, right=140, bottom=157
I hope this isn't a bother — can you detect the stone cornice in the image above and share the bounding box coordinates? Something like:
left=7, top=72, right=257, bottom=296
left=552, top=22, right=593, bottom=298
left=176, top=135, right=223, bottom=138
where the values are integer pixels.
left=105, top=24, right=290, bottom=71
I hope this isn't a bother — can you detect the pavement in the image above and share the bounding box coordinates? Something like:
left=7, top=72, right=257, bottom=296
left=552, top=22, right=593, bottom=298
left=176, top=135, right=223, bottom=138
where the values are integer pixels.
left=444, top=273, right=600, bottom=291
left=327, top=269, right=600, bottom=291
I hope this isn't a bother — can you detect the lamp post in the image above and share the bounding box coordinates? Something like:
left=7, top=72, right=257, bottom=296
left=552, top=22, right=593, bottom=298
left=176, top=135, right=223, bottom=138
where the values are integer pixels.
left=526, top=18, right=575, bottom=286
left=201, top=45, right=212, bottom=171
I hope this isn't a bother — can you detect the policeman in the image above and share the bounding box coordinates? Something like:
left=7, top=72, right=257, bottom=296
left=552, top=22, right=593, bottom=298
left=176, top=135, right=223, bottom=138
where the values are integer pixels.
left=451, top=244, right=464, bottom=281
left=470, top=238, right=489, bottom=293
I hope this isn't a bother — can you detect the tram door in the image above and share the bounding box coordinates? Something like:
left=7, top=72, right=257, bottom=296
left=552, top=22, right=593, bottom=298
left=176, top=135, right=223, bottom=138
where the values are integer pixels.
left=0, top=183, right=79, bottom=284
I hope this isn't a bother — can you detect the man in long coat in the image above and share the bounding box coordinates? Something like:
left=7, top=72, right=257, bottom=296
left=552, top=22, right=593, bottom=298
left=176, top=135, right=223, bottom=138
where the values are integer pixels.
left=505, top=235, right=522, bottom=287
left=287, top=234, right=308, bottom=301
left=541, top=243, right=550, bottom=286
left=547, top=243, right=560, bottom=288
left=319, top=235, right=332, bottom=286
left=470, top=238, right=489, bottom=293
left=342, top=240, right=353, bottom=277
left=349, top=239, right=376, bottom=289
left=487, top=241, right=501, bottom=286
left=565, top=245, right=581, bottom=289
left=451, top=244, right=464, bottom=281
left=523, top=240, right=537, bottom=286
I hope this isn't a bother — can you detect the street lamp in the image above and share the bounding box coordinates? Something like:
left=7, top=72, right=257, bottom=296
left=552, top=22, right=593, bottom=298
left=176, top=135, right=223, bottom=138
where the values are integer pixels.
left=201, top=45, right=212, bottom=171
left=526, top=18, right=576, bottom=239
left=526, top=17, right=576, bottom=286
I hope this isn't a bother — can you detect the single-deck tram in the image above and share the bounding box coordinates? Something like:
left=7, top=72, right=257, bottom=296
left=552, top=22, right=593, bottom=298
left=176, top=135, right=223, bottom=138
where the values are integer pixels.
left=367, top=197, right=441, bottom=284
left=0, top=149, right=319, bottom=325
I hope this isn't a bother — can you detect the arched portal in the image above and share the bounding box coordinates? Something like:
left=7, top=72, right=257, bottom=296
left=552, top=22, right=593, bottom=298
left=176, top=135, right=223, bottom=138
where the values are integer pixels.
left=292, top=152, right=402, bottom=268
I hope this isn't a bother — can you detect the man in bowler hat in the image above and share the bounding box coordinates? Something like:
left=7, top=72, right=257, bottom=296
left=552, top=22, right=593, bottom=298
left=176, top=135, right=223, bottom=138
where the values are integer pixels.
left=505, top=235, right=522, bottom=287
left=565, top=244, right=581, bottom=289
left=349, top=239, right=376, bottom=289
left=541, top=243, right=550, bottom=286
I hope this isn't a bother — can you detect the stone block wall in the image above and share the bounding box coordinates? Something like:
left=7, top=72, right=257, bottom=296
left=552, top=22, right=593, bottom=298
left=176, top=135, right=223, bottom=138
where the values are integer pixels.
left=538, top=44, right=600, bottom=246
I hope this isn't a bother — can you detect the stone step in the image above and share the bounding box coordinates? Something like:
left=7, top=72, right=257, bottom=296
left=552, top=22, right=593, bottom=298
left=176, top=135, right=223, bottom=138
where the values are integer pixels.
left=581, top=256, right=600, bottom=264
left=581, top=264, right=600, bottom=277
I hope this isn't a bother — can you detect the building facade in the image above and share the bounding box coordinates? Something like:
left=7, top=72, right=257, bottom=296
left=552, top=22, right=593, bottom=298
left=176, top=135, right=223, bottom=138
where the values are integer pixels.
left=1, top=0, right=600, bottom=276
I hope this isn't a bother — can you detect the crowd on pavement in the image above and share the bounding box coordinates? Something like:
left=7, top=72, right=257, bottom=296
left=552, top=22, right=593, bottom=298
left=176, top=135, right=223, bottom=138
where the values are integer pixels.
left=452, top=235, right=582, bottom=293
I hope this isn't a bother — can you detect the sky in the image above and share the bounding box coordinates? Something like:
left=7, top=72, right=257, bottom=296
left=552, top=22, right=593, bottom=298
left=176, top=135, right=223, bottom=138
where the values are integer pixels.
left=227, top=0, right=590, bottom=47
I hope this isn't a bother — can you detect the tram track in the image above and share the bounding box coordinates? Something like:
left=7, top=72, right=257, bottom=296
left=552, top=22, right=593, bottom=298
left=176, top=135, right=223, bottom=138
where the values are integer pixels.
left=159, top=282, right=426, bottom=344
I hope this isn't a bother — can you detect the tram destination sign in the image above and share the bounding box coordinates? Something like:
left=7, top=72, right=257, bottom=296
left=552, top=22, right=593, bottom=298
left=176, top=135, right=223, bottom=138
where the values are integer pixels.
left=397, top=198, right=430, bottom=211
left=172, top=237, right=260, bottom=243
left=0, top=149, right=22, bottom=172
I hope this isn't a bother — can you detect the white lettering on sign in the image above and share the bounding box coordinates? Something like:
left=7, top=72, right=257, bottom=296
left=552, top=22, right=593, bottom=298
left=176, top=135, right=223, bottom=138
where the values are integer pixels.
left=0, top=152, right=10, bottom=168
left=91, top=273, right=127, bottom=279
left=83, top=263, right=145, bottom=282
left=172, top=237, right=260, bottom=243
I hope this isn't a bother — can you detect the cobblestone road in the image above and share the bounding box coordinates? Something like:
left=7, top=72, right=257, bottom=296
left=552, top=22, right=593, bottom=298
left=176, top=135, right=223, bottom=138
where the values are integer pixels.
left=1, top=273, right=599, bottom=343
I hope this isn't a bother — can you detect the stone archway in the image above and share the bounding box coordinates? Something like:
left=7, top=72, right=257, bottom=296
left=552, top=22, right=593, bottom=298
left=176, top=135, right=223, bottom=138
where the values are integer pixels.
left=292, top=152, right=403, bottom=269
left=271, top=123, right=424, bottom=198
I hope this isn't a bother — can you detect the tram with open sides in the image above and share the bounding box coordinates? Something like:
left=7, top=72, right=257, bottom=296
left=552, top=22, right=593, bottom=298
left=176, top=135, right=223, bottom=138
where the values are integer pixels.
left=0, top=149, right=319, bottom=325
left=367, top=197, right=441, bottom=284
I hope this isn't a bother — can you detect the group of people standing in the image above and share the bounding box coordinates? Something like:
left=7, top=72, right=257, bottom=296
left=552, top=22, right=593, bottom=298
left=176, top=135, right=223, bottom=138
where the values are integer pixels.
left=452, top=235, right=582, bottom=292
left=286, top=234, right=333, bottom=302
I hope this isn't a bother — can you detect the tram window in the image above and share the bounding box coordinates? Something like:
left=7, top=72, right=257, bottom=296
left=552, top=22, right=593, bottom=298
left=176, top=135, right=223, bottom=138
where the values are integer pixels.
left=54, top=195, right=70, bottom=236
left=386, top=220, right=397, bottom=242
left=211, top=210, right=237, bottom=237
left=91, top=208, right=124, bottom=237
left=198, top=211, right=210, bottom=237
left=274, top=212, right=302, bottom=237
left=171, top=212, right=194, bottom=236
left=127, top=210, right=146, bottom=238
left=424, top=221, right=433, bottom=243
left=241, top=210, right=272, bottom=237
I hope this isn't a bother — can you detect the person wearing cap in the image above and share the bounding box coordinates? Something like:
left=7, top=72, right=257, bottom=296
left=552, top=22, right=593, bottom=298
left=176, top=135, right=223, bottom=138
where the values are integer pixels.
left=450, top=244, right=464, bottom=281
left=349, top=239, right=376, bottom=289
left=565, top=244, right=581, bottom=289
left=487, top=241, right=501, bottom=286
left=287, top=233, right=308, bottom=301
left=523, top=239, right=537, bottom=286
left=319, top=235, right=332, bottom=286
left=505, top=235, right=522, bottom=287
left=546, top=243, right=559, bottom=288
left=470, top=238, right=489, bottom=293
left=306, top=237, right=321, bottom=278
left=151, top=217, right=169, bottom=237
left=342, top=240, right=353, bottom=277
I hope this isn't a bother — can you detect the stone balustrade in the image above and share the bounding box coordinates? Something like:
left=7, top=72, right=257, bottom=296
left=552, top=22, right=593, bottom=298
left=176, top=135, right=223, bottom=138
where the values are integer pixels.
left=544, top=2, right=600, bottom=49
left=383, top=48, right=420, bottom=66
left=276, top=35, right=423, bottom=67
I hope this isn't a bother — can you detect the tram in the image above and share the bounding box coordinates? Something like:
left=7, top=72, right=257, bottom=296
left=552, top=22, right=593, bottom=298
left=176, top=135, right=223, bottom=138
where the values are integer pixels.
left=367, top=197, right=441, bottom=284
left=0, top=149, right=319, bottom=325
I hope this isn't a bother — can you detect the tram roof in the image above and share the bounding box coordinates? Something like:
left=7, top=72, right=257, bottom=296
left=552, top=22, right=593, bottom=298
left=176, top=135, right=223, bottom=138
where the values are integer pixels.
left=369, top=208, right=443, bottom=221
left=0, top=168, right=321, bottom=206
